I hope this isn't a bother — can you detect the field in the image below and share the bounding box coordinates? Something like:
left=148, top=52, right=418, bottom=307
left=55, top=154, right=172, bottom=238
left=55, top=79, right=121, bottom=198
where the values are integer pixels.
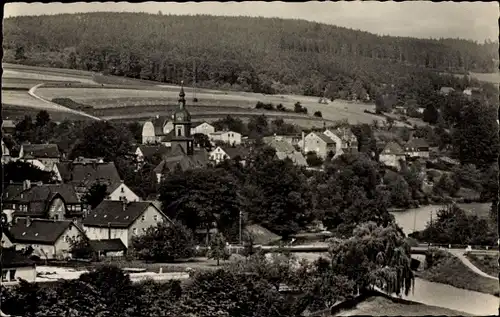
left=465, top=254, right=498, bottom=277
left=417, top=252, right=499, bottom=296
left=3, top=63, right=394, bottom=127
left=334, top=295, right=469, bottom=316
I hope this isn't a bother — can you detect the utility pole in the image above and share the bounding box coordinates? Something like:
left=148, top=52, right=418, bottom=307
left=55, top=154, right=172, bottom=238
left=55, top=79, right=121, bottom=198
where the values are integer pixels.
left=239, top=211, right=242, bottom=246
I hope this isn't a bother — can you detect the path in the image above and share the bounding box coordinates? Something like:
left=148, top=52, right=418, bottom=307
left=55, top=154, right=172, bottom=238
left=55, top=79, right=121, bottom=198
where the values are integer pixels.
left=448, top=249, right=499, bottom=280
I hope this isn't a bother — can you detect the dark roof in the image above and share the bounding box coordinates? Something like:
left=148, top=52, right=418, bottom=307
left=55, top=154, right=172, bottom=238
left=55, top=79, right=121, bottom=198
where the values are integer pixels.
left=245, top=224, right=282, bottom=245
left=2, top=183, right=25, bottom=201
left=83, top=201, right=164, bottom=228
left=138, top=145, right=170, bottom=159
left=265, top=139, right=296, bottom=154
left=21, top=144, right=60, bottom=158
left=404, top=138, right=429, bottom=150
left=221, top=146, right=250, bottom=159
left=159, top=130, right=176, bottom=142
left=1, top=247, right=35, bottom=268
left=56, top=161, right=121, bottom=188
left=6, top=218, right=76, bottom=245
left=9, top=184, right=80, bottom=204
left=149, top=117, right=170, bottom=136
left=382, top=142, right=405, bottom=155
left=89, top=239, right=127, bottom=253
left=153, top=145, right=209, bottom=174
left=316, top=133, right=335, bottom=145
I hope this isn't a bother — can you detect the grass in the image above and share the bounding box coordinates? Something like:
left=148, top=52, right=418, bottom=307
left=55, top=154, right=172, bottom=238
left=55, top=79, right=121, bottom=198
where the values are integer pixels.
left=333, top=295, right=470, bottom=316
left=466, top=254, right=498, bottom=277
left=417, top=252, right=499, bottom=296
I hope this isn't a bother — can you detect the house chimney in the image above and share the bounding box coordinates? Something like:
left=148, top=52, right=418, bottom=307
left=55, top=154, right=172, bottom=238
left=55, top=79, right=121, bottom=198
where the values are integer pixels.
left=122, top=197, right=128, bottom=211
left=26, top=216, right=32, bottom=227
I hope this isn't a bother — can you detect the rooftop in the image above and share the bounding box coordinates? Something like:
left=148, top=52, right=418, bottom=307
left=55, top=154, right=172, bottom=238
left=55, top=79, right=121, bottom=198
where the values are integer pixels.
left=83, top=200, right=164, bottom=228
left=6, top=218, right=77, bottom=245
left=21, top=144, right=60, bottom=159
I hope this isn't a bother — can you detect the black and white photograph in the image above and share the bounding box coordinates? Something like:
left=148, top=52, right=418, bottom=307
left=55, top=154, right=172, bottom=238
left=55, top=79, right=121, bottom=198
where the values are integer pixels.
left=1, top=1, right=499, bottom=316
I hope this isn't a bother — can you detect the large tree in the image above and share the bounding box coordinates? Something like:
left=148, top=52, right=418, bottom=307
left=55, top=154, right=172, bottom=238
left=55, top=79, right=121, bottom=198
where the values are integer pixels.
left=3, top=161, right=55, bottom=184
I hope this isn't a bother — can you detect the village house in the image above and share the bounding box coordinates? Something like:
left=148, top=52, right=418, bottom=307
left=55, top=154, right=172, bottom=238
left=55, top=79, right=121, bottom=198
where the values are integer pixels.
left=3, top=217, right=86, bottom=260
left=379, top=141, right=406, bottom=171
left=209, top=130, right=242, bottom=146
left=2, top=139, right=11, bottom=164
left=262, top=134, right=303, bottom=148
left=303, top=132, right=336, bottom=159
left=82, top=200, right=170, bottom=249
left=153, top=85, right=210, bottom=183
left=88, top=239, right=127, bottom=260
left=2, top=119, right=16, bottom=135
left=141, top=116, right=175, bottom=145
left=191, top=121, right=216, bottom=136
left=19, top=144, right=61, bottom=171
left=263, top=137, right=308, bottom=167
left=53, top=158, right=140, bottom=203
left=323, top=127, right=359, bottom=156
left=404, top=138, right=430, bottom=159
left=3, top=180, right=85, bottom=221
left=209, top=146, right=250, bottom=166
left=0, top=247, right=36, bottom=283
left=463, top=87, right=483, bottom=100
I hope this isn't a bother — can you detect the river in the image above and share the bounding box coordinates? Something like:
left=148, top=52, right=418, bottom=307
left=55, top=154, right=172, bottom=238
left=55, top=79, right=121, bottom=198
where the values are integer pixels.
left=389, top=202, right=491, bottom=235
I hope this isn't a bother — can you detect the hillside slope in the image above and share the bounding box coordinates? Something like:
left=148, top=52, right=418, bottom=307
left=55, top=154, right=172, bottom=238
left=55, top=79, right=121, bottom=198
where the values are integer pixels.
left=3, top=13, right=498, bottom=100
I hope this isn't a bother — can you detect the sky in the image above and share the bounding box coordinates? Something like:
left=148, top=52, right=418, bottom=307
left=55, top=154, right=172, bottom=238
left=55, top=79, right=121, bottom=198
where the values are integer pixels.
left=3, top=2, right=499, bottom=42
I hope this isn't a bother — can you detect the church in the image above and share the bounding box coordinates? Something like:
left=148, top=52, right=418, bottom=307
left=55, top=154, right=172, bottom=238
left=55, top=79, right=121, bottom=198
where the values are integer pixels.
left=152, top=83, right=210, bottom=183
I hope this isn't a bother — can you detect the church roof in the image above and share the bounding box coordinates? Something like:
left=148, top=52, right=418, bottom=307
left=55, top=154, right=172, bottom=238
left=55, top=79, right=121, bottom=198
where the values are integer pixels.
left=153, top=145, right=209, bottom=174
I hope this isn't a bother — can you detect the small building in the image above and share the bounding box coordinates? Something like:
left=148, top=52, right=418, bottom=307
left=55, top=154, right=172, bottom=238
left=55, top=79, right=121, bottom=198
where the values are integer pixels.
left=153, top=145, right=210, bottom=184
left=4, top=217, right=86, bottom=260
left=404, top=138, right=430, bottom=159
left=263, top=138, right=308, bottom=167
left=463, top=87, right=483, bottom=100
left=191, top=121, right=216, bottom=136
left=82, top=200, right=170, bottom=249
left=2, top=139, right=11, bottom=164
left=89, top=239, right=127, bottom=259
left=209, top=146, right=250, bottom=166
left=1, top=247, right=36, bottom=283
left=209, top=131, right=242, bottom=146
left=19, top=144, right=61, bottom=171
left=379, top=141, right=406, bottom=171
left=303, top=132, right=336, bottom=159
left=323, top=127, right=358, bottom=157
left=2, top=119, right=16, bottom=134
left=263, top=134, right=303, bottom=148
left=439, top=87, right=455, bottom=95
left=5, top=181, right=84, bottom=221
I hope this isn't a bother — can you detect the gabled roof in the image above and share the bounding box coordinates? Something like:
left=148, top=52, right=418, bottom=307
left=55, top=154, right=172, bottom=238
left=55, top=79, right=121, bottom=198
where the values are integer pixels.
left=21, top=144, right=60, bottom=159
left=8, top=183, right=80, bottom=204
left=404, top=138, right=429, bottom=150
left=245, top=224, right=282, bottom=245
left=89, top=239, right=127, bottom=253
left=149, top=117, right=170, bottom=136
left=56, top=161, right=121, bottom=188
left=83, top=201, right=164, bottom=228
left=326, top=127, right=357, bottom=142
left=265, top=139, right=296, bottom=154
left=138, top=145, right=170, bottom=159
left=221, top=146, right=250, bottom=159
left=382, top=141, right=404, bottom=155
left=1, top=247, right=35, bottom=268
left=6, top=218, right=77, bottom=245
left=276, top=151, right=308, bottom=167
left=2, top=183, right=25, bottom=201
left=315, top=133, right=335, bottom=145
left=439, top=87, right=455, bottom=94
left=153, top=146, right=209, bottom=174
left=192, top=121, right=213, bottom=129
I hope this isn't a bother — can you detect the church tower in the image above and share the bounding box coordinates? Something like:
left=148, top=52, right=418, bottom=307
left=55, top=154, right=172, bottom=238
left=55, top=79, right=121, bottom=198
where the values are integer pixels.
left=171, top=82, right=194, bottom=155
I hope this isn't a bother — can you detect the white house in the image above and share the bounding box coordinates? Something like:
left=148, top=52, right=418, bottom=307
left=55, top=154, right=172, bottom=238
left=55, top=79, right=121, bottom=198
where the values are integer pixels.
left=303, top=132, right=336, bottom=159
left=404, top=138, right=430, bottom=159
left=19, top=144, right=61, bottom=171
left=379, top=141, right=406, bottom=171
left=4, top=218, right=86, bottom=260
left=82, top=200, right=170, bottom=249
left=107, top=182, right=141, bottom=202
left=209, top=146, right=250, bottom=166
left=209, top=131, right=242, bottom=146
left=191, top=122, right=215, bottom=136
left=323, top=128, right=358, bottom=157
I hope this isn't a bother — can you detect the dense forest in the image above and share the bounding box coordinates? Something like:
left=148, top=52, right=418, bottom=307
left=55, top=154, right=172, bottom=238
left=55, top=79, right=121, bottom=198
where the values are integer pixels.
left=3, top=13, right=498, bottom=99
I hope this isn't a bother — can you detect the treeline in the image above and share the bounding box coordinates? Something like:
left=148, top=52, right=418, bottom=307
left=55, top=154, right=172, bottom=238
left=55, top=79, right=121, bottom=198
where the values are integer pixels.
left=3, top=12, right=498, bottom=99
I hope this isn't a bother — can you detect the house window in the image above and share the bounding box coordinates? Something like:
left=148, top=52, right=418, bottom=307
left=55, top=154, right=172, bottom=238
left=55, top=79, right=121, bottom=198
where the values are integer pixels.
left=177, top=127, right=182, bottom=136
left=153, top=215, right=158, bottom=221
left=141, top=215, right=145, bottom=222
left=133, top=228, right=137, bottom=235
left=121, top=187, right=124, bottom=193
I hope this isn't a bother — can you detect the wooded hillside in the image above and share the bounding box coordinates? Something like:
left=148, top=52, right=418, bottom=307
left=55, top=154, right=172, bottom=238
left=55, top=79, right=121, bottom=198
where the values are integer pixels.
left=3, top=12, right=498, bottom=98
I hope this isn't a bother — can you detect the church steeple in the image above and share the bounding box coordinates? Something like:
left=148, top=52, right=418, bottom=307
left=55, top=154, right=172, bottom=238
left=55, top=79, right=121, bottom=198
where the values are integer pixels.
left=178, top=81, right=186, bottom=110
